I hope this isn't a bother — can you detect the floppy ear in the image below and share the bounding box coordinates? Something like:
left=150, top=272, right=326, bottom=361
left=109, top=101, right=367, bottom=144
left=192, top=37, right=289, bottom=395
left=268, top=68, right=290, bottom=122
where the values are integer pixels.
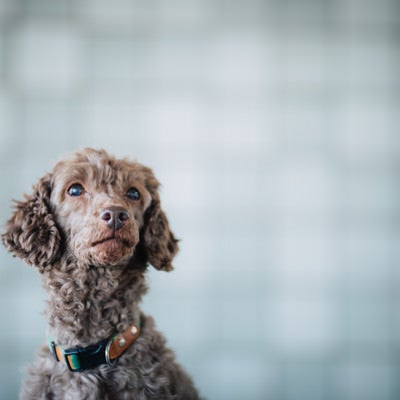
left=142, top=198, right=179, bottom=272
left=2, top=174, right=62, bottom=272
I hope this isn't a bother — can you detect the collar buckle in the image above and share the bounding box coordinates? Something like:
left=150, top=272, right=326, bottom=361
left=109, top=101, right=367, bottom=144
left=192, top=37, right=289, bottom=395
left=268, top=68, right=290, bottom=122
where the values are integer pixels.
left=50, top=338, right=109, bottom=372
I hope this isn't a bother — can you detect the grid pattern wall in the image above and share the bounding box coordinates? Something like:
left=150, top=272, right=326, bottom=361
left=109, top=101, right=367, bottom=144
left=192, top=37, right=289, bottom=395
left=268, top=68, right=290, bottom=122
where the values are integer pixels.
left=0, top=1, right=399, bottom=399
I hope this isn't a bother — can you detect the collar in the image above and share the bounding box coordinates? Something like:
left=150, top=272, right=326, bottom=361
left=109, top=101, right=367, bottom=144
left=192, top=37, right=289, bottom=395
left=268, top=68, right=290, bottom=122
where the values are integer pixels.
left=49, top=313, right=141, bottom=372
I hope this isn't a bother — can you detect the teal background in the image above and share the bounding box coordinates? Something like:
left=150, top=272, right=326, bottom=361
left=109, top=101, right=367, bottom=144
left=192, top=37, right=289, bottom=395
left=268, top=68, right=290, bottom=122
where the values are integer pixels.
left=0, top=0, right=399, bottom=399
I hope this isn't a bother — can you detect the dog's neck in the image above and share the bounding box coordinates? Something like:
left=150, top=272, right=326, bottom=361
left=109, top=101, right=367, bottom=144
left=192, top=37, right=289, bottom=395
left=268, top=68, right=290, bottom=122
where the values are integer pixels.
left=43, top=255, right=148, bottom=347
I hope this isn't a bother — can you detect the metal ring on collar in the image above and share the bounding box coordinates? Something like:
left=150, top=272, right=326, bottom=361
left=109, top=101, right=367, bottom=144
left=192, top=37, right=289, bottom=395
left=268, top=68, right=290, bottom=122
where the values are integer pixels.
left=105, top=338, right=118, bottom=369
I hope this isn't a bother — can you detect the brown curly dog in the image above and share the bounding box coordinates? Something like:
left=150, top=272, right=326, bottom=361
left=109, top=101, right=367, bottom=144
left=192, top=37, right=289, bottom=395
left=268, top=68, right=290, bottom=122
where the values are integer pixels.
left=2, top=148, right=200, bottom=400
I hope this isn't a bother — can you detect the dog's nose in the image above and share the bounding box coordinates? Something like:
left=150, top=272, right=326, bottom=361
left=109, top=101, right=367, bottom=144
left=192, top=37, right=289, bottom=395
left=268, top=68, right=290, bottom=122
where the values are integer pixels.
left=100, top=207, right=129, bottom=231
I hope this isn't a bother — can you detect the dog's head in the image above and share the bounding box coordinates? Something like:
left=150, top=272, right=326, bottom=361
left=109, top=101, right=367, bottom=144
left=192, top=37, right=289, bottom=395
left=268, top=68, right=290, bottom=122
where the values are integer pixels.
left=2, top=148, right=178, bottom=272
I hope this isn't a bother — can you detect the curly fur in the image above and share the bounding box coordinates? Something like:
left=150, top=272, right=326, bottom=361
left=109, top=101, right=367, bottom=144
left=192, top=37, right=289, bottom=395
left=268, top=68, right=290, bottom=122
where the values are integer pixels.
left=2, top=148, right=200, bottom=400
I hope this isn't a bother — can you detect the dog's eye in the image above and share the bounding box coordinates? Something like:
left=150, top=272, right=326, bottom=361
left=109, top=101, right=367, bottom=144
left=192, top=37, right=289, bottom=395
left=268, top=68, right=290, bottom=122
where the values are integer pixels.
left=126, top=187, right=140, bottom=201
left=68, top=183, right=84, bottom=197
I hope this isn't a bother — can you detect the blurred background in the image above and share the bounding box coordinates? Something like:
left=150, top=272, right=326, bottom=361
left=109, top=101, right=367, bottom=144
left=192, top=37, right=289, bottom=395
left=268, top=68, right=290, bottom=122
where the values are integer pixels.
left=0, top=0, right=399, bottom=399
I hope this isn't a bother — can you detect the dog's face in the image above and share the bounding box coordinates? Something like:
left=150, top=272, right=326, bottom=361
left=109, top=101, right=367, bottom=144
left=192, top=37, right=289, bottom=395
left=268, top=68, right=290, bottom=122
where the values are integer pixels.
left=2, top=148, right=178, bottom=272
left=50, top=151, right=154, bottom=267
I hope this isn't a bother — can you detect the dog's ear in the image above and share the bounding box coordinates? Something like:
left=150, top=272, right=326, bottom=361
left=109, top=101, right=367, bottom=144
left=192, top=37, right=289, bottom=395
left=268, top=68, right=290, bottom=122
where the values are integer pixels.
left=141, top=195, right=179, bottom=272
left=2, top=174, right=62, bottom=272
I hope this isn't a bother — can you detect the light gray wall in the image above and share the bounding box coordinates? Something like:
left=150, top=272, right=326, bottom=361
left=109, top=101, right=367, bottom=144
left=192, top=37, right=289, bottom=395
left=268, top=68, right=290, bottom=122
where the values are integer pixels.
left=0, top=0, right=399, bottom=399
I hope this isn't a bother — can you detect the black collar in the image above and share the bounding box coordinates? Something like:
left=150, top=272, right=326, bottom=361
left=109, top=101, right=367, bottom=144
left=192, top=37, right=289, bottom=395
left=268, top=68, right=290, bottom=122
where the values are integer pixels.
left=49, top=318, right=141, bottom=372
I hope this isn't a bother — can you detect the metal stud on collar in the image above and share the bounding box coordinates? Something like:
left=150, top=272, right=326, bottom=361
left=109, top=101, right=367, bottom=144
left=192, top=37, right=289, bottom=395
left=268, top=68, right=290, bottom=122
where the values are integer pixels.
left=131, top=325, right=138, bottom=335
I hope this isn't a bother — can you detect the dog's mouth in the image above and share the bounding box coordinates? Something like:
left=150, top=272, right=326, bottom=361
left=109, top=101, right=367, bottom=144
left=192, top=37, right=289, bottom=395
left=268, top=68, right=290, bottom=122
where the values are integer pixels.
left=92, top=235, right=133, bottom=248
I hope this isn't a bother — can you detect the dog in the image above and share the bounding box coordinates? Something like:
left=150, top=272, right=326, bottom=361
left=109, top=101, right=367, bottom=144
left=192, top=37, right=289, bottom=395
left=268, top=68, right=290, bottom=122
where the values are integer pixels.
left=2, top=148, right=200, bottom=399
